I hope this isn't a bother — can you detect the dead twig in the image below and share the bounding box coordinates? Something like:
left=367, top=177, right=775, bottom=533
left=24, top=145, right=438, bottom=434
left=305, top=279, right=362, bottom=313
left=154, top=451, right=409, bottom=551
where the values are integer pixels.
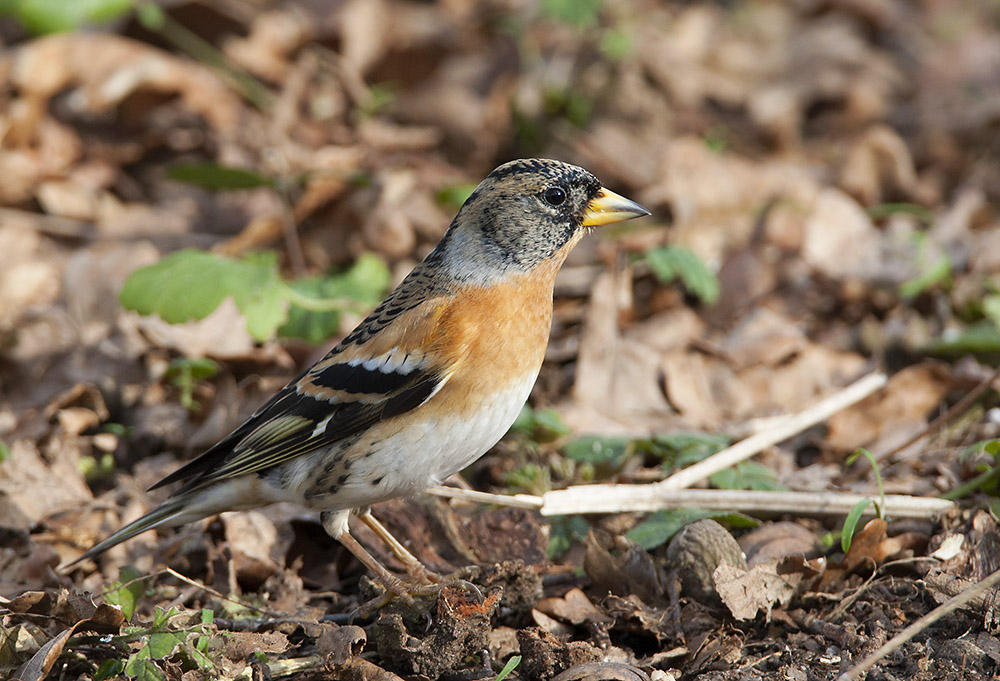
left=655, top=372, right=887, bottom=491
left=537, top=488, right=952, bottom=518
left=428, top=486, right=952, bottom=519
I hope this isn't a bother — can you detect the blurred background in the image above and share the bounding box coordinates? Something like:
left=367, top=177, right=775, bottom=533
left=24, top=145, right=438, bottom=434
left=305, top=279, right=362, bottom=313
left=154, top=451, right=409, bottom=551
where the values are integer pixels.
left=2, top=0, right=1000, bottom=677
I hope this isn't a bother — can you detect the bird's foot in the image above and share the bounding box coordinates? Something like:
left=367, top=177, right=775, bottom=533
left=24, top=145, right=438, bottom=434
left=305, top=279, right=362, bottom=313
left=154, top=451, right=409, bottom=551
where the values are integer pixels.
left=352, top=567, right=485, bottom=620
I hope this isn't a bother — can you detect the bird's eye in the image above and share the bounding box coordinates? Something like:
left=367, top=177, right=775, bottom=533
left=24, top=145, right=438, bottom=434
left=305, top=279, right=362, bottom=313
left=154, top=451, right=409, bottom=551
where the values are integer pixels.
left=542, top=186, right=567, bottom=207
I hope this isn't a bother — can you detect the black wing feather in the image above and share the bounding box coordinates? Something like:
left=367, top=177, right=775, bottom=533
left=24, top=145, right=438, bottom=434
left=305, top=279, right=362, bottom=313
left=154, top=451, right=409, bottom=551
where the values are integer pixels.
left=149, top=361, right=444, bottom=495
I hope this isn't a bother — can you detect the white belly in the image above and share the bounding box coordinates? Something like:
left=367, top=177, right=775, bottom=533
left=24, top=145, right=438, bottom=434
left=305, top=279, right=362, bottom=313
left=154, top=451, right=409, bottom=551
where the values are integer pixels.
left=371, top=372, right=536, bottom=494
left=285, top=372, right=537, bottom=511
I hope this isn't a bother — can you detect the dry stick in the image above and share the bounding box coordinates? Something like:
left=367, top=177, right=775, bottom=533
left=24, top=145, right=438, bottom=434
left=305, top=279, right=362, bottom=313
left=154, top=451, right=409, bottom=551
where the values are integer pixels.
left=656, top=372, right=888, bottom=491
left=428, top=487, right=542, bottom=509
left=428, top=486, right=952, bottom=518
left=538, top=488, right=952, bottom=518
left=837, top=567, right=1000, bottom=681
left=876, top=363, right=1000, bottom=462
left=163, top=567, right=277, bottom=617
left=536, top=372, right=890, bottom=515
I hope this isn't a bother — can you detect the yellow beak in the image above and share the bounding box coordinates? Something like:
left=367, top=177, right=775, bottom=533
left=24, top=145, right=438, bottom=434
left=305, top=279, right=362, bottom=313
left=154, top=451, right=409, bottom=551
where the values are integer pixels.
left=581, top=187, right=651, bottom=227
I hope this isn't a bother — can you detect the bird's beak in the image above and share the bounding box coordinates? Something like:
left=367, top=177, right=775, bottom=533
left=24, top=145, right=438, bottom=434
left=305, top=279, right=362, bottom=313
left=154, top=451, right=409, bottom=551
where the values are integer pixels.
left=581, top=188, right=651, bottom=227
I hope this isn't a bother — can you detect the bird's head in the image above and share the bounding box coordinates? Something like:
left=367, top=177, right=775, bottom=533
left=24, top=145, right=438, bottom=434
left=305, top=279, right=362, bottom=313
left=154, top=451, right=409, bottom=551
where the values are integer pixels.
left=438, top=158, right=649, bottom=281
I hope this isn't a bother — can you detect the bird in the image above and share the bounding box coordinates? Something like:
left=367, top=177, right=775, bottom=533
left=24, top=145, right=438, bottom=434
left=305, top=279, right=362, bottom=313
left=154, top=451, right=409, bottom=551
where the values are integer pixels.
left=70, top=158, right=650, bottom=599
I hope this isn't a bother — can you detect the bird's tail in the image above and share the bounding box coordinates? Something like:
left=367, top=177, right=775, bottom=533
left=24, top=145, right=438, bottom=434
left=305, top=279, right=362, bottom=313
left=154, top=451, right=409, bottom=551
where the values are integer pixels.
left=62, top=497, right=191, bottom=570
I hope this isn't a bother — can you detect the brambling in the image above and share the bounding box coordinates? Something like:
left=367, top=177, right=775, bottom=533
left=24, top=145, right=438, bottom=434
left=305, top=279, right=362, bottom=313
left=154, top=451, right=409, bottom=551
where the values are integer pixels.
left=72, top=158, right=649, bottom=597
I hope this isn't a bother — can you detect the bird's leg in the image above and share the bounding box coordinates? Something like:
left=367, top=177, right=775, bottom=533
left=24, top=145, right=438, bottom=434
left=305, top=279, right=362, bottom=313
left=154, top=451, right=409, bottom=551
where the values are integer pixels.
left=322, top=510, right=438, bottom=610
left=336, top=530, right=414, bottom=596
left=360, top=511, right=482, bottom=593
left=322, top=510, right=481, bottom=615
left=359, top=510, right=443, bottom=584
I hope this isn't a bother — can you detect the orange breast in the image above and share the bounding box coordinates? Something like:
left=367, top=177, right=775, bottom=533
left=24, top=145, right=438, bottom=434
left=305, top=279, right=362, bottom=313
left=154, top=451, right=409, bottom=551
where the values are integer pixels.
left=427, top=250, right=572, bottom=419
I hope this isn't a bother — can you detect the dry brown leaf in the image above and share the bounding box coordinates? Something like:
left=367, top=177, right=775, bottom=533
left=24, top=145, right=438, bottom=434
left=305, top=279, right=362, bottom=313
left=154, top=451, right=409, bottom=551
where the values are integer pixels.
left=222, top=510, right=286, bottom=589
left=0, top=226, right=62, bottom=325
left=535, top=588, right=612, bottom=627
left=839, top=125, right=918, bottom=206
left=0, top=441, right=92, bottom=528
left=842, top=518, right=924, bottom=573
left=649, top=137, right=819, bottom=263
left=13, top=602, right=124, bottom=681
left=531, top=608, right=575, bottom=638
left=315, top=623, right=366, bottom=666
left=802, top=188, right=880, bottom=280
left=719, top=308, right=807, bottom=371
left=11, top=34, right=241, bottom=130
left=739, top=522, right=822, bottom=568
left=826, top=362, right=951, bottom=453
left=584, top=530, right=662, bottom=605
left=216, top=630, right=290, bottom=660
left=223, top=10, right=313, bottom=82
left=714, top=560, right=798, bottom=621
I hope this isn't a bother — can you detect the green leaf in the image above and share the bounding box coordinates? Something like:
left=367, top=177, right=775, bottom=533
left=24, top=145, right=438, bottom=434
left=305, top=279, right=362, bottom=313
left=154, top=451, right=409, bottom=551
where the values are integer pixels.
left=941, top=440, right=1000, bottom=500
left=436, top=183, right=477, bottom=209
left=238, top=270, right=288, bottom=341
left=134, top=1, right=163, bottom=29
left=79, top=452, right=116, bottom=483
left=924, top=320, right=1000, bottom=357
left=984, top=295, right=1000, bottom=333
left=533, top=409, right=571, bottom=439
left=626, top=509, right=758, bottom=550
left=546, top=515, right=591, bottom=559
left=511, top=404, right=535, bottom=437
left=168, top=357, right=218, bottom=382
left=841, top=498, right=874, bottom=553
left=120, top=250, right=287, bottom=341
left=899, top=253, right=951, bottom=298
left=151, top=606, right=178, bottom=630
left=0, top=441, right=9, bottom=462
left=125, top=653, right=166, bottom=681
left=511, top=405, right=571, bottom=442
left=166, top=163, right=275, bottom=191
left=709, top=461, right=786, bottom=491
left=278, top=253, right=390, bottom=343
left=645, top=246, right=720, bottom=304
left=358, top=83, right=397, bottom=118
left=2, top=0, right=133, bottom=34
left=505, top=464, right=551, bottom=496
left=846, top=448, right=885, bottom=515
left=494, top=655, right=522, bottom=681
left=185, top=643, right=215, bottom=670
left=647, top=432, right=729, bottom=469
left=104, top=566, right=146, bottom=620
left=866, top=202, right=935, bottom=224
left=599, top=28, right=633, bottom=60
left=93, top=659, right=126, bottom=681
left=540, top=0, right=602, bottom=28
left=564, top=435, right=630, bottom=465
left=147, top=632, right=181, bottom=659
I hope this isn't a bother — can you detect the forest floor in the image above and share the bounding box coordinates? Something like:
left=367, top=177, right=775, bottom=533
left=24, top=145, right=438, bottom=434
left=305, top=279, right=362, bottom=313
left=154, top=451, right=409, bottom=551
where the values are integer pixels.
left=2, top=1, right=1000, bottom=679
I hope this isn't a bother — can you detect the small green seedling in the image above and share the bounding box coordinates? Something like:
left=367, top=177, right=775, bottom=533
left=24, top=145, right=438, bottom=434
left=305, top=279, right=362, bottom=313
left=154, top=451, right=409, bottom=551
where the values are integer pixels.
left=494, top=655, right=522, bottom=681
left=841, top=448, right=885, bottom=552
